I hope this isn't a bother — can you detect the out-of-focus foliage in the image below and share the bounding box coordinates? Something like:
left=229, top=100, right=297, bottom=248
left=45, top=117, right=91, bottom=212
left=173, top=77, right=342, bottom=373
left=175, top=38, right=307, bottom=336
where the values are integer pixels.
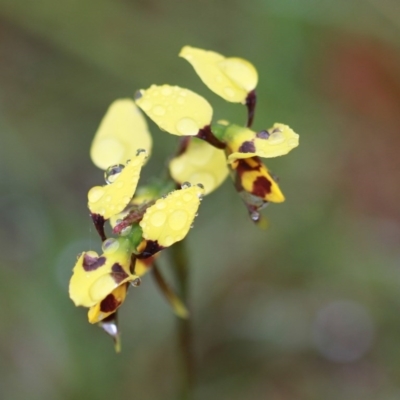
left=1, top=0, right=400, bottom=399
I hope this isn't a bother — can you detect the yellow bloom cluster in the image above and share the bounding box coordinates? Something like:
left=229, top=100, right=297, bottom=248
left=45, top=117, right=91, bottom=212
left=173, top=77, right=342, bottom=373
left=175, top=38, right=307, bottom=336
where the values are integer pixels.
left=69, top=46, right=299, bottom=349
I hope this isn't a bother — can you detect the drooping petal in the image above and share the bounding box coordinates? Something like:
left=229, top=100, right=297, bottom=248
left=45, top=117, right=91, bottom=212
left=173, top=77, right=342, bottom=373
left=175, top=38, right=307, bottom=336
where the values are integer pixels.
left=139, top=184, right=204, bottom=250
left=90, top=99, right=152, bottom=170
left=214, top=123, right=299, bottom=163
left=135, top=85, right=213, bottom=136
left=87, top=150, right=147, bottom=220
left=231, top=157, right=285, bottom=203
left=69, top=238, right=138, bottom=308
left=169, top=138, right=229, bottom=195
left=179, top=46, right=258, bottom=103
left=87, top=283, right=128, bottom=324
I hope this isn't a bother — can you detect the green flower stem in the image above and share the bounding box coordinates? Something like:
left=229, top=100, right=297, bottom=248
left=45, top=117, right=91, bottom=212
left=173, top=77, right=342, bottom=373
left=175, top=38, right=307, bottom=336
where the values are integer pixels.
left=170, top=239, right=195, bottom=400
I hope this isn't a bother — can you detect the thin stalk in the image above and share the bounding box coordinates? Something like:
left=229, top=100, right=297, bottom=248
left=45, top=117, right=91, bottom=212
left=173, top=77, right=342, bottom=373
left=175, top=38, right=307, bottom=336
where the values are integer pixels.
left=170, top=239, right=195, bottom=399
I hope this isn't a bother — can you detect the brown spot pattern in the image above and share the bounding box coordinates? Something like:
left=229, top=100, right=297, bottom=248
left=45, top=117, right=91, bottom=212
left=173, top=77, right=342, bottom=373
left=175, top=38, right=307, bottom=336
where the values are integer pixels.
left=100, top=294, right=121, bottom=312
left=252, top=176, right=272, bottom=198
left=238, top=140, right=256, bottom=153
left=111, top=263, right=129, bottom=283
left=137, top=240, right=164, bottom=259
left=82, top=254, right=106, bottom=271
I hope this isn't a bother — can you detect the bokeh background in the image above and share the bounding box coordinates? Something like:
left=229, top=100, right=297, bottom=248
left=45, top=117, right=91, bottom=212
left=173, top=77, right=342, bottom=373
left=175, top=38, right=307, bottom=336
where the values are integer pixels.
left=1, top=0, right=400, bottom=399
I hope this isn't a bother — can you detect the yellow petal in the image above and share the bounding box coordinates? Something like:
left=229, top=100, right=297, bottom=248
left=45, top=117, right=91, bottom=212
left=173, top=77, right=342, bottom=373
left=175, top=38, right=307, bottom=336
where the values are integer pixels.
left=87, top=151, right=147, bottom=219
left=139, top=185, right=204, bottom=247
left=87, top=284, right=128, bottom=324
left=90, top=99, right=152, bottom=170
left=135, top=85, right=213, bottom=136
left=180, top=46, right=258, bottom=103
left=232, top=157, right=285, bottom=203
left=225, top=123, right=299, bottom=163
left=69, top=238, right=137, bottom=308
left=169, top=138, right=229, bottom=195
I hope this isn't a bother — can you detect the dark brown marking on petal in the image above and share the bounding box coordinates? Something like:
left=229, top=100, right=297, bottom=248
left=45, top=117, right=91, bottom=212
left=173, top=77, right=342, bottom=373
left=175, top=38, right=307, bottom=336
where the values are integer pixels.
left=256, top=130, right=270, bottom=139
left=252, top=176, right=272, bottom=198
left=238, top=140, right=256, bottom=153
left=111, top=263, right=129, bottom=283
left=196, top=125, right=226, bottom=149
left=137, top=240, right=164, bottom=259
left=100, top=294, right=121, bottom=312
left=90, top=213, right=107, bottom=241
left=82, top=254, right=106, bottom=271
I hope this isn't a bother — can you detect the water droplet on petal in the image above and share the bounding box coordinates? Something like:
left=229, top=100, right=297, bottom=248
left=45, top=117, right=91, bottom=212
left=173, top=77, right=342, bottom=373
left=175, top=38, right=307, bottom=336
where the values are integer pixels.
left=177, top=97, right=185, bottom=105
left=134, top=90, right=143, bottom=100
left=288, top=138, right=298, bottom=146
left=268, top=132, right=284, bottom=144
left=168, top=210, right=188, bottom=231
left=150, top=211, right=167, bottom=227
left=196, top=183, right=204, bottom=189
left=120, top=225, right=132, bottom=236
left=88, top=187, right=105, bottom=203
left=126, top=159, right=131, bottom=164
left=181, top=182, right=192, bottom=189
left=131, top=277, right=141, bottom=287
left=161, top=87, right=172, bottom=96
left=153, top=105, right=166, bottom=116
left=105, top=164, right=125, bottom=184
left=156, top=201, right=166, bottom=209
left=250, top=211, right=260, bottom=222
left=176, top=118, right=199, bottom=136
left=102, top=238, right=120, bottom=254
left=164, top=236, right=174, bottom=246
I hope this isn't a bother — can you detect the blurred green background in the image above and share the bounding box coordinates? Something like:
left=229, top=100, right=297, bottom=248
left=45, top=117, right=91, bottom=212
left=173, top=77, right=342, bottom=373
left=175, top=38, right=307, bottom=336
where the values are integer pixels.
left=1, top=0, right=400, bottom=399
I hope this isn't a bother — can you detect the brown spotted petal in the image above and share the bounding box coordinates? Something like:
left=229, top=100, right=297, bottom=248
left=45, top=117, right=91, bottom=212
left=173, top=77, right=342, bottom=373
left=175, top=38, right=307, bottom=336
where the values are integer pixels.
left=69, top=238, right=138, bottom=308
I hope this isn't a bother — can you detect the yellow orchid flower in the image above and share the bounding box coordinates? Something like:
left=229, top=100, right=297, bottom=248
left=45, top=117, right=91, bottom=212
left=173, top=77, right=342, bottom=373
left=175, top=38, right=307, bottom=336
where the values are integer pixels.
left=179, top=46, right=258, bottom=104
left=90, top=99, right=152, bottom=170
left=69, top=237, right=139, bottom=321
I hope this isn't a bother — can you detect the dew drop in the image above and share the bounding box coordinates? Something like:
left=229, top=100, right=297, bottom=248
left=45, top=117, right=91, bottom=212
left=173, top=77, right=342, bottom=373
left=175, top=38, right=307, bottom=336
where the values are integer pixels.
left=250, top=211, right=260, bottom=222
left=288, top=138, right=298, bottom=147
left=150, top=211, right=167, bottom=227
left=196, top=183, right=204, bottom=189
left=223, top=87, right=235, bottom=98
left=180, top=90, right=188, bottom=97
left=105, top=195, right=112, bottom=203
left=156, top=201, right=166, bottom=209
left=177, top=97, right=185, bottom=105
left=116, top=181, right=124, bottom=189
left=161, top=87, right=172, bottom=96
left=268, top=132, right=284, bottom=144
left=134, top=90, right=143, bottom=101
left=126, top=159, right=131, bottom=164
left=131, top=277, right=141, bottom=287
left=120, top=225, right=132, bottom=236
left=164, top=236, right=174, bottom=246
left=181, top=182, right=192, bottom=189
left=153, top=105, right=166, bottom=116
left=168, top=210, right=188, bottom=231
left=104, top=164, right=125, bottom=184
left=176, top=118, right=199, bottom=136
left=102, top=238, right=120, bottom=254
left=88, top=187, right=105, bottom=203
